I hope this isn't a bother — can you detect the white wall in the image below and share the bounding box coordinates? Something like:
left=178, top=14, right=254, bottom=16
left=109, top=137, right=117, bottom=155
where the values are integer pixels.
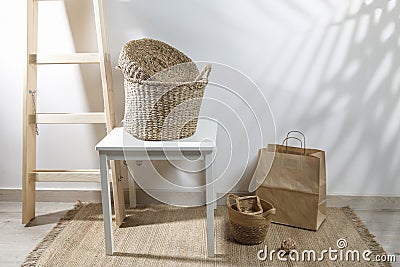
left=1, top=0, right=399, bottom=196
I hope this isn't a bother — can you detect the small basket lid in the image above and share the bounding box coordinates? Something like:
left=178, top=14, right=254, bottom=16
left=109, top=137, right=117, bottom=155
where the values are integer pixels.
left=118, top=38, right=199, bottom=82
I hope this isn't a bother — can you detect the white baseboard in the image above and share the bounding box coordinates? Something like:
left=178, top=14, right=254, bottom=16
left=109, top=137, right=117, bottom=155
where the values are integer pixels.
left=1, top=188, right=399, bottom=209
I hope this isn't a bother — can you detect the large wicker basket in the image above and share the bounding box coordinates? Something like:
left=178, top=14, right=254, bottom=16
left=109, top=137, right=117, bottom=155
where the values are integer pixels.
left=227, top=194, right=276, bottom=245
left=118, top=38, right=211, bottom=141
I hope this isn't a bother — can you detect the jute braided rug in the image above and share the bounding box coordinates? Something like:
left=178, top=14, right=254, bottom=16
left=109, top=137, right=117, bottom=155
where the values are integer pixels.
left=23, top=203, right=392, bottom=266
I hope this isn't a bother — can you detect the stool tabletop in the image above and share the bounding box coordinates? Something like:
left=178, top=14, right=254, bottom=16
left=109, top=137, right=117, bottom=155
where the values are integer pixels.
left=96, top=119, right=218, bottom=152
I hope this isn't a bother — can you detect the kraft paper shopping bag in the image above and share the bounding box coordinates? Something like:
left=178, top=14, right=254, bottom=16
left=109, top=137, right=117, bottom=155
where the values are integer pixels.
left=254, top=132, right=326, bottom=231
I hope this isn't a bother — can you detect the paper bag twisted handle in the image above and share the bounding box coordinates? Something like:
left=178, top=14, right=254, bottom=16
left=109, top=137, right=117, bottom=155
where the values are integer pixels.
left=286, top=130, right=306, bottom=149
left=282, top=136, right=306, bottom=155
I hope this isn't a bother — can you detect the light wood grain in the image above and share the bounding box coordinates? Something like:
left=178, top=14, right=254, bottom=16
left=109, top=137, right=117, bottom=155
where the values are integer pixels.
left=29, top=113, right=106, bottom=124
left=22, top=0, right=125, bottom=226
left=22, top=0, right=38, bottom=224
left=28, top=170, right=109, bottom=182
left=93, top=0, right=125, bottom=226
left=128, top=175, right=137, bottom=208
left=29, top=53, right=100, bottom=64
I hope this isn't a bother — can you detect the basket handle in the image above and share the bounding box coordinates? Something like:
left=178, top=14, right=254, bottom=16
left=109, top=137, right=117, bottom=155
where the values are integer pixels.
left=226, top=194, right=241, bottom=209
left=239, top=195, right=263, bottom=213
left=195, top=64, right=212, bottom=81
left=226, top=194, right=263, bottom=212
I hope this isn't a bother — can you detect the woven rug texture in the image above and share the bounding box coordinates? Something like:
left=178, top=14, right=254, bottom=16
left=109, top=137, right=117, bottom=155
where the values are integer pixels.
left=23, top=203, right=392, bottom=267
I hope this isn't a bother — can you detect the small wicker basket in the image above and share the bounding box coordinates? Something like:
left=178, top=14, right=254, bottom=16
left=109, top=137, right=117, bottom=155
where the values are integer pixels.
left=118, top=38, right=211, bottom=141
left=229, top=194, right=264, bottom=215
left=227, top=194, right=276, bottom=245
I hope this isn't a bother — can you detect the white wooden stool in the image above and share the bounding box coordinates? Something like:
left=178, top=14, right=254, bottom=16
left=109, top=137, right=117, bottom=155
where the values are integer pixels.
left=95, top=120, right=217, bottom=257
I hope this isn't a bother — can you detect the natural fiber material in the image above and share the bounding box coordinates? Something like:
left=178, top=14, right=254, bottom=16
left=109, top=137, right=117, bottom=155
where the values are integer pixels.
left=23, top=204, right=393, bottom=267
left=281, top=238, right=297, bottom=253
left=227, top=194, right=276, bottom=245
left=22, top=201, right=84, bottom=267
left=230, top=194, right=263, bottom=215
left=118, top=38, right=211, bottom=141
left=118, top=38, right=198, bottom=81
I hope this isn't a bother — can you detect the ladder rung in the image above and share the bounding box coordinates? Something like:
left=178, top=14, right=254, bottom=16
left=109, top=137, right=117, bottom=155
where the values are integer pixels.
left=29, top=113, right=106, bottom=124
left=30, top=53, right=100, bottom=64
left=29, top=169, right=113, bottom=183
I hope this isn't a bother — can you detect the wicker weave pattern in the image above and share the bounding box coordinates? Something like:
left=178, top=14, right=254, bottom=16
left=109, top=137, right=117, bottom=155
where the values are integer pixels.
left=118, top=38, right=198, bottom=81
left=230, top=221, right=272, bottom=245
left=227, top=194, right=276, bottom=245
left=124, top=80, right=207, bottom=140
left=119, top=38, right=211, bottom=140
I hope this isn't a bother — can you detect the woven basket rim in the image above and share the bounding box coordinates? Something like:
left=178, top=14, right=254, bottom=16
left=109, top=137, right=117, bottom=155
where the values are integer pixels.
left=124, top=77, right=208, bottom=86
left=229, top=201, right=275, bottom=215
left=119, top=38, right=196, bottom=79
left=120, top=64, right=211, bottom=85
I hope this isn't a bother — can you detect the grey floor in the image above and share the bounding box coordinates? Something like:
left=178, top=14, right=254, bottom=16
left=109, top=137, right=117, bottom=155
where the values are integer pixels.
left=0, top=200, right=399, bottom=267
left=0, top=202, right=75, bottom=267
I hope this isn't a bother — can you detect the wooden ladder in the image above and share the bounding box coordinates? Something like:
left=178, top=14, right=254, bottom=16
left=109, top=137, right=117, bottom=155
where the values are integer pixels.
left=23, top=0, right=126, bottom=225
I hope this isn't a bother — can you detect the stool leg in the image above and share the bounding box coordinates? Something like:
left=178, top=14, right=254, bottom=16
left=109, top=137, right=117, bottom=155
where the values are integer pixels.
left=99, top=152, right=114, bottom=255
left=205, top=153, right=215, bottom=257
left=212, top=150, right=217, bottom=210
left=110, top=160, right=126, bottom=226
left=128, top=172, right=137, bottom=208
left=213, top=187, right=217, bottom=210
